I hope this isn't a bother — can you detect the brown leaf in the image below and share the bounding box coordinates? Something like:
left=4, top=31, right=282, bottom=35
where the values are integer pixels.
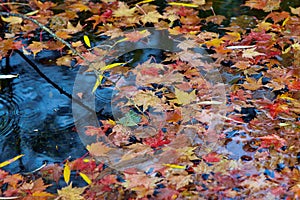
left=57, top=183, right=86, bottom=200
left=27, top=41, right=46, bottom=57
left=56, top=55, right=73, bottom=67
left=86, top=142, right=113, bottom=157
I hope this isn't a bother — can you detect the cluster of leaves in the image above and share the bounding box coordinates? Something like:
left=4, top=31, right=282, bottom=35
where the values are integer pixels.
left=1, top=0, right=300, bottom=199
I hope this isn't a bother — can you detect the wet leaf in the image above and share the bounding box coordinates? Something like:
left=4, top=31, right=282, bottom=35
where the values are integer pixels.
left=117, top=110, right=141, bottom=126
left=64, top=161, right=71, bottom=184
left=57, top=183, right=86, bottom=200
left=174, top=87, right=197, bottom=105
left=83, top=35, right=91, bottom=47
left=79, top=172, right=92, bottom=185
left=86, top=142, right=113, bottom=157
left=0, top=154, right=24, bottom=168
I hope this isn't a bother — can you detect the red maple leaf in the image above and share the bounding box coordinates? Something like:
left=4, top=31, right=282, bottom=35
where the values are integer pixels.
left=258, top=134, right=286, bottom=151
left=202, top=152, right=221, bottom=163
left=144, top=130, right=171, bottom=148
left=263, top=102, right=290, bottom=119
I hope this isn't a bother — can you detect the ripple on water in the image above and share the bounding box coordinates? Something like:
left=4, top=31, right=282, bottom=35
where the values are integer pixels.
left=0, top=95, right=19, bottom=136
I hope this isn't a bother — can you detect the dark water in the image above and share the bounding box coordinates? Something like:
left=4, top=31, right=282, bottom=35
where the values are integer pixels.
left=0, top=51, right=86, bottom=173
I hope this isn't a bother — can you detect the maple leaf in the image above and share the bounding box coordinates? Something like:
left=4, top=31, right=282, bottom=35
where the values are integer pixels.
left=130, top=90, right=162, bottom=112
left=141, top=11, right=163, bottom=24
left=69, top=158, right=97, bottom=172
left=67, top=3, right=90, bottom=12
left=55, top=30, right=72, bottom=39
left=202, top=152, right=221, bottom=163
left=205, top=15, right=226, bottom=25
left=40, top=163, right=63, bottom=183
left=167, top=173, right=193, bottom=190
left=86, top=142, right=113, bottom=157
left=258, top=134, right=286, bottom=151
left=57, top=183, right=86, bottom=200
left=1, top=16, right=22, bottom=25
left=290, top=6, right=300, bottom=16
left=177, top=39, right=197, bottom=51
left=20, top=178, right=54, bottom=198
left=123, top=172, right=160, bottom=198
left=56, top=55, right=73, bottom=67
left=113, top=2, right=136, bottom=17
left=27, top=41, right=46, bottom=57
left=205, top=38, right=224, bottom=48
left=263, top=101, right=290, bottom=118
left=65, top=22, right=83, bottom=34
left=166, top=108, right=182, bottom=123
left=123, top=30, right=151, bottom=42
left=244, top=0, right=281, bottom=12
left=174, top=87, right=197, bottom=105
left=222, top=32, right=241, bottom=43
left=143, top=130, right=170, bottom=148
left=242, top=47, right=265, bottom=58
left=3, top=174, right=23, bottom=188
left=241, top=76, right=263, bottom=91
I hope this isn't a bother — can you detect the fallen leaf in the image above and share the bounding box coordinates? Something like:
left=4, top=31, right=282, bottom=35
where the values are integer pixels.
left=174, top=87, right=197, bottom=105
left=242, top=47, right=265, bottom=58
left=86, top=142, right=113, bottom=157
left=57, top=183, right=86, bottom=200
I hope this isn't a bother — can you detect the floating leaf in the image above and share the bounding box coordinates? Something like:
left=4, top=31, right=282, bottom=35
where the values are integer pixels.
left=83, top=35, right=91, bottom=47
left=117, top=110, right=141, bottom=126
left=1, top=16, right=22, bottom=24
left=168, top=2, right=199, bottom=8
left=163, top=164, right=186, bottom=169
left=174, top=87, right=197, bottom=105
left=0, top=154, right=24, bottom=168
left=79, top=172, right=92, bottom=185
left=64, top=161, right=71, bottom=184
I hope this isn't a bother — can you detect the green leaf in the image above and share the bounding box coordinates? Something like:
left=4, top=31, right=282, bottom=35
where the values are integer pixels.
left=117, top=110, right=141, bottom=126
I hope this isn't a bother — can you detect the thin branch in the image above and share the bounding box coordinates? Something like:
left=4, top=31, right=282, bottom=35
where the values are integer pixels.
left=0, top=11, right=89, bottom=63
left=14, top=49, right=95, bottom=114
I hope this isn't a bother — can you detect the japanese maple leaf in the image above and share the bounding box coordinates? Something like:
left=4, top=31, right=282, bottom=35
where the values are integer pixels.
left=242, top=47, right=265, bottom=59
left=258, top=134, right=286, bottom=151
left=123, top=30, right=150, bottom=42
left=144, top=130, right=170, bottom=148
left=202, top=152, right=221, bottom=163
left=27, top=41, right=46, bottom=57
left=70, top=158, right=97, bottom=172
left=86, top=142, right=113, bottom=157
left=263, top=101, right=290, bottom=119
left=244, top=0, right=281, bottom=12
left=40, top=163, right=63, bottom=184
left=113, top=2, right=136, bottom=17
left=57, top=183, right=86, bottom=200
left=241, top=76, right=263, bottom=91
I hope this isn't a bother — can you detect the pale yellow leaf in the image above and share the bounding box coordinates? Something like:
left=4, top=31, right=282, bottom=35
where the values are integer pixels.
left=174, top=88, right=197, bottom=105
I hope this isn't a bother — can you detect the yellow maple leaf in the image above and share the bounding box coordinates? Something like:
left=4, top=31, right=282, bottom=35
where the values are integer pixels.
left=290, top=6, right=300, bottom=16
left=174, top=87, right=197, bottom=105
left=57, top=183, right=86, bottom=200
left=113, top=2, right=136, bottom=17
left=1, top=16, right=22, bottom=25
left=141, top=11, right=163, bottom=24
left=27, top=41, right=46, bottom=57
left=242, top=47, right=265, bottom=58
left=242, top=76, right=263, bottom=90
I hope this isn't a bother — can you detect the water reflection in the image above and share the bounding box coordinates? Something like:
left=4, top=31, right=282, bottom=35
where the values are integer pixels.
left=0, top=52, right=86, bottom=173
